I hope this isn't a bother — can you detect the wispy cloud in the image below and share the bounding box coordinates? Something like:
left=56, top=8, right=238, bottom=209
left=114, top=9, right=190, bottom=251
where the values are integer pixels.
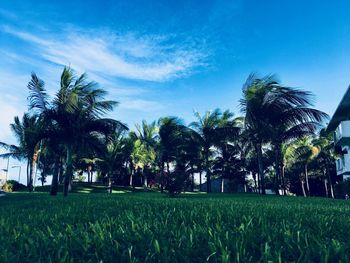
left=0, top=93, right=26, bottom=144
left=2, top=25, right=207, bottom=82
left=119, top=99, right=164, bottom=112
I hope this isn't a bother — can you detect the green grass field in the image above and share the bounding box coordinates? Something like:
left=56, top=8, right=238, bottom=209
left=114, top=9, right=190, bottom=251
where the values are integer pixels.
left=1, top=190, right=350, bottom=262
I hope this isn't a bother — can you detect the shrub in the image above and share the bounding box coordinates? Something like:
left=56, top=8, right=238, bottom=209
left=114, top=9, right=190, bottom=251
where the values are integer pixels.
left=334, top=179, right=350, bottom=199
left=1, top=180, right=27, bottom=192
left=165, top=165, right=188, bottom=197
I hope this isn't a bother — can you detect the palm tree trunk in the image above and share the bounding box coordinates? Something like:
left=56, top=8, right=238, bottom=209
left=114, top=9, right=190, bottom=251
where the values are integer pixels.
left=301, top=179, right=306, bottom=197
left=29, top=156, right=37, bottom=192
left=191, top=165, right=194, bottom=192
left=87, top=168, right=91, bottom=183
left=255, top=143, right=265, bottom=194
left=26, top=159, right=30, bottom=189
left=160, top=161, right=165, bottom=193
left=191, top=173, right=195, bottom=192
left=252, top=172, right=257, bottom=192
left=50, top=158, right=60, bottom=196
left=281, top=165, right=286, bottom=195
left=324, top=178, right=328, bottom=197
left=221, top=177, right=224, bottom=193
left=305, top=164, right=310, bottom=196
left=58, top=160, right=64, bottom=184
left=143, top=166, right=148, bottom=188
left=326, top=162, right=334, bottom=198
left=108, top=175, right=112, bottom=193
left=64, top=146, right=73, bottom=197
left=129, top=169, right=133, bottom=187
left=205, top=152, right=211, bottom=193
left=166, top=162, right=170, bottom=174
left=199, top=171, right=202, bottom=192
left=274, top=146, right=280, bottom=195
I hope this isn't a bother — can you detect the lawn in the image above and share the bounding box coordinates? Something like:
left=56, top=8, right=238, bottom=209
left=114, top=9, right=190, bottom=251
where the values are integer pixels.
left=0, top=190, right=350, bottom=262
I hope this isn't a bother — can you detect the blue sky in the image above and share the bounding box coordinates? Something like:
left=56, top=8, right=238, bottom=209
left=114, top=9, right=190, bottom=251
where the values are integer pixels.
left=1, top=0, right=350, bottom=182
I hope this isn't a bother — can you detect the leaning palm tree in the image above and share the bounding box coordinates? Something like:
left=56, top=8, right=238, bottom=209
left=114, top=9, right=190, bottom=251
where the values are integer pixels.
left=240, top=73, right=328, bottom=194
left=265, top=85, right=328, bottom=195
left=27, top=67, right=126, bottom=196
left=240, top=74, right=279, bottom=194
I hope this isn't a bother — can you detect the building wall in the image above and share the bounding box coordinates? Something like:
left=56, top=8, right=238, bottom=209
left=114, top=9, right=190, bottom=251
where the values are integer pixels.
left=0, top=172, right=6, bottom=186
left=199, top=178, right=245, bottom=193
left=336, top=145, right=350, bottom=180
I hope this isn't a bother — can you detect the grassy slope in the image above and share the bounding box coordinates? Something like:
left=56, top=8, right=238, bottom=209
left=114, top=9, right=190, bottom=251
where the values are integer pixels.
left=0, top=191, right=350, bottom=262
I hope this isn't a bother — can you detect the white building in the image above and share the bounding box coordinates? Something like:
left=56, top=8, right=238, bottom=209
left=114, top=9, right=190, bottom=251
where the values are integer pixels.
left=327, top=86, right=350, bottom=181
left=0, top=172, right=6, bottom=186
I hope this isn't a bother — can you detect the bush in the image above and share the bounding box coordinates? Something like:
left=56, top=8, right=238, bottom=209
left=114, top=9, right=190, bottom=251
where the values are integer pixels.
left=1, top=180, right=27, bottom=192
left=165, top=165, right=188, bottom=197
left=334, top=179, right=350, bottom=199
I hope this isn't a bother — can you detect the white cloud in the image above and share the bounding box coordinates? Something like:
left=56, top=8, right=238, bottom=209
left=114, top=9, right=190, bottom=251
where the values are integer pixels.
left=0, top=96, right=25, bottom=144
left=0, top=71, right=28, bottom=144
left=119, top=99, right=164, bottom=112
left=2, top=26, right=207, bottom=82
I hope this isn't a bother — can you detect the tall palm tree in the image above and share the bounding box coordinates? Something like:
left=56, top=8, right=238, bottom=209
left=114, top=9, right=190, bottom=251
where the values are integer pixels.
left=240, top=73, right=328, bottom=194
left=240, top=74, right=279, bottom=194
left=158, top=117, right=187, bottom=190
left=266, top=87, right=328, bottom=195
left=27, top=67, right=126, bottom=196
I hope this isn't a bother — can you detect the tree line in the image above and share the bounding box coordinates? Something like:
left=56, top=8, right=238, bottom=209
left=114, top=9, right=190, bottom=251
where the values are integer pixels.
left=1, top=68, right=339, bottom=197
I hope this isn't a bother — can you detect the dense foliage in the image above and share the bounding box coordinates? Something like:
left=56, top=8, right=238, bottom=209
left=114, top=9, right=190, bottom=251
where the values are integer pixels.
left=0, top=192, right=350, bottom=262
left=0, top=68, right=338, bottom=197
left=1, top=180, right=26, bottom=192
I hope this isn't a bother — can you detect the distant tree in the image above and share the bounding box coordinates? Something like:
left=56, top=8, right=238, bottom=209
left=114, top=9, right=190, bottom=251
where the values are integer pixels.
left=190, top=109, right=232, bottom=193
left=0, top=113, right=43, bottom=191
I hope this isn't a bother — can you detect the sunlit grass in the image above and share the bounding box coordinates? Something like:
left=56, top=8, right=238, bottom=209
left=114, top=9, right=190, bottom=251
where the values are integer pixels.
left=0, top=192, right=349, bottom=262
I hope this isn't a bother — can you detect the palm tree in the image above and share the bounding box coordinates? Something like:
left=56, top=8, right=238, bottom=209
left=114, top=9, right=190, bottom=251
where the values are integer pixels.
left=132, top=120, right=158, bottom=187
left=158, top=117, right=188, bottom=191
left=311, top=129, right=337, bottom=198
left=240, top=74, right=279, bottom=194
left=79, top=157, right=101, bottom=183
left=293, top=136, right=320, bottom=196
left=266, top=86, right=328, bottom=195
left=240, top=73, right=328, bottom=194
left=98, top=131, right=128, bottom=193
left=190, top=110, right=222, bottom=193
left=212, top=114, right=242, bottom=192
left=190, top=109, right=239, bottom=193
left=0, top=113, right=43, bottom=191
left=27, top=67, right=126, bottom=196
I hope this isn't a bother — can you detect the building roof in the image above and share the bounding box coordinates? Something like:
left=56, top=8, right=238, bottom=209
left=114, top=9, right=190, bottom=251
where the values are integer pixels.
left=327, top=85, right=350, bottom=132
